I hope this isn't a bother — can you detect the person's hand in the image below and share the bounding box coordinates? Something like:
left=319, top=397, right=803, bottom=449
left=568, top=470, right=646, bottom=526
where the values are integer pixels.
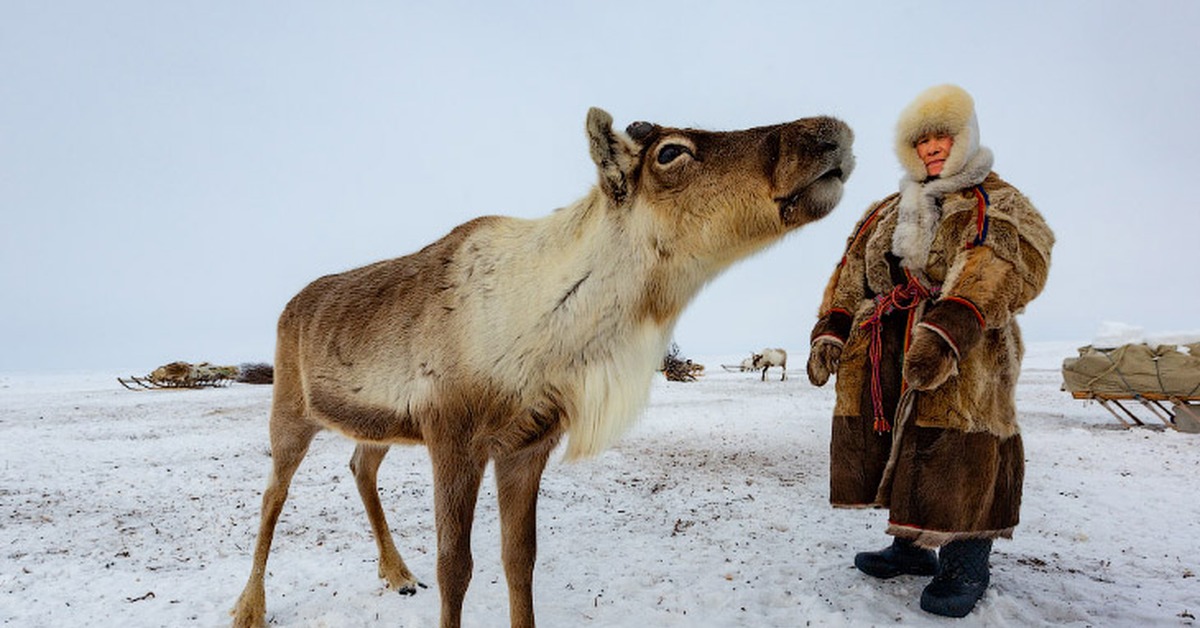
left=806, top=338, right=843, bottom=387
left=903, top=325, right=958, bottom=391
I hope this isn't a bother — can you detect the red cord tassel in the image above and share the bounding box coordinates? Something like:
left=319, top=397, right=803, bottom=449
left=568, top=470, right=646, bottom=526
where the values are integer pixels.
left=859, top=272, right=938, bottom=434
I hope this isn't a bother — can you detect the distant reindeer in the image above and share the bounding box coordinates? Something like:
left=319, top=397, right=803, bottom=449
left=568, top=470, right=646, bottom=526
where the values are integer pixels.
left=751, top=348, right=789, bottom=381
left=231, top=107, right=853, bottom=628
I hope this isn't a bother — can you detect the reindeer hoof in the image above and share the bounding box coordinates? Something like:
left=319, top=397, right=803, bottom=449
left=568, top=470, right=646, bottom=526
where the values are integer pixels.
left=382, top=568, right=426, bottom=596
left=395, top=581, right=428, bottom=596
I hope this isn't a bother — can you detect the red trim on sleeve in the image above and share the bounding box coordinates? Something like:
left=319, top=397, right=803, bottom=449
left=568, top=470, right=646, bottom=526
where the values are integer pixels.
left=943, top=295, right=986, bottom=329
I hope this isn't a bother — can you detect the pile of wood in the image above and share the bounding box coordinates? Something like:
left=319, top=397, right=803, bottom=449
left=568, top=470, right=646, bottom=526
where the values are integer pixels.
left=662, top=343, right=704, bottom=382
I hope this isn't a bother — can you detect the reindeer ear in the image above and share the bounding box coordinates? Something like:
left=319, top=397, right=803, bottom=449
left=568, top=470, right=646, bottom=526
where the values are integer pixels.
left=586, top=107, right=639, bottom=206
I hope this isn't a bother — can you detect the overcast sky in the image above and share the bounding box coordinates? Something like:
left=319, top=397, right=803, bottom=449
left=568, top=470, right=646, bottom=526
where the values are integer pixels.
left=3, top=1, right=1197, bottom=372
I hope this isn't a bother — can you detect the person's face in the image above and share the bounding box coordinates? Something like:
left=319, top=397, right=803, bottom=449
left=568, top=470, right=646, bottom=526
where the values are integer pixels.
left=915, top=133, right=954, bottom=177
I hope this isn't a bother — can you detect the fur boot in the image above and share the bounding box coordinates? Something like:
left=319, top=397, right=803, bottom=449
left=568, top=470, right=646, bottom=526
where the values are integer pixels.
left=854, top=537, right=939, bottom=579
left=920, top=538, right=992, bottom=617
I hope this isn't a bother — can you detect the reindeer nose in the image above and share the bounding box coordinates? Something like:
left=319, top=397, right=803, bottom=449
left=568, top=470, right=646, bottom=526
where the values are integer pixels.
left=783, top=116, right=853, bottom=160
left=821, top=118, right=855, bottom=170
left=812, top=139, right=840, bottom=153
left=815, top=117, right=854, bottom=151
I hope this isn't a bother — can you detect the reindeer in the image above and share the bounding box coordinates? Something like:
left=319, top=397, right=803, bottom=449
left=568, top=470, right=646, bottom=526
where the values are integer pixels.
left=230, top=107, right=853, bottom=628
left=751, top=348, right=789, bottom=381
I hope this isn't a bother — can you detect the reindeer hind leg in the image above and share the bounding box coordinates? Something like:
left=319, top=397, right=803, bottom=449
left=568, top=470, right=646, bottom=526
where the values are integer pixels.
left=349, top=443, right=425, bottom=594
left=231, top=406, right=321, bottom=627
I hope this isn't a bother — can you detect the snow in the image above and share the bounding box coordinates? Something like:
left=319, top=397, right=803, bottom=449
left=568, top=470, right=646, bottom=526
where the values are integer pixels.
left=2, top=341, right=1198, bottom=627
left=1090, top=321, right=1200, bottom=351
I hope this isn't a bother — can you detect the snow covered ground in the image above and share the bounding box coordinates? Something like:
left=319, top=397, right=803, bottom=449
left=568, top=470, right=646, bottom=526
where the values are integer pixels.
left=2, top=341, right=1198, bottom=627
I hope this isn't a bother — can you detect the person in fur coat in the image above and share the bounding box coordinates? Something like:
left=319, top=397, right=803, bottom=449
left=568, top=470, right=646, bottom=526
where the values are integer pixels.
left=806, top=84, right=1054, bottom=618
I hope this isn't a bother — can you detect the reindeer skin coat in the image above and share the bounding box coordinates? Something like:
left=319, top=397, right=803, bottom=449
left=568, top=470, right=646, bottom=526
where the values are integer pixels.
left=809, top=85, right=1054, bottom=547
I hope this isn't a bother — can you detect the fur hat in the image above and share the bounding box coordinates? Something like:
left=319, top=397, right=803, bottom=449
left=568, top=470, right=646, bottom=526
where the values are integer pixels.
left=894, top=84, right=980, bottom=181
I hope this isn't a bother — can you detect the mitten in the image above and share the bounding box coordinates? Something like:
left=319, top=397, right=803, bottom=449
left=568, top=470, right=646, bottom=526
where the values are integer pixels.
left=903, top=324, right=958, bottom=391
left=806, top=337, right=843, bottom=387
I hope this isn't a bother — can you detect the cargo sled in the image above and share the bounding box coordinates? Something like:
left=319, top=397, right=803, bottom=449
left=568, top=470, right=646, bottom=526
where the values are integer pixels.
left=1062, top=343, right=1200, bottom=431
left=118, top=361, right=239, bottom=390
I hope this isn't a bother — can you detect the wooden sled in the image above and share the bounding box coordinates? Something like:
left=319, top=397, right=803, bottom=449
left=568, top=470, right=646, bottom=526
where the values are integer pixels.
left=1068, top=390, right=1200, bottom=431
left=118, top=361, right=238, bottom=391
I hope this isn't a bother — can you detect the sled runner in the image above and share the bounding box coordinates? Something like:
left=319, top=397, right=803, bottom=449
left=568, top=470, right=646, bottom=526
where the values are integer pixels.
left=1062, top=343, right=1200, bottom=431
left=1066, top=390, right=1200, bottom=431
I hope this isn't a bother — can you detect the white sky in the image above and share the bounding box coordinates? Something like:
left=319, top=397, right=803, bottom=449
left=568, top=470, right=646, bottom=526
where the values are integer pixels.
left=3, top=1, right=1198, bottom=371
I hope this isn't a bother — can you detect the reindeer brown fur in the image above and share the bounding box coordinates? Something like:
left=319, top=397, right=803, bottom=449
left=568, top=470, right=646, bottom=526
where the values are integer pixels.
left=230, top=107, right=854, bottom=628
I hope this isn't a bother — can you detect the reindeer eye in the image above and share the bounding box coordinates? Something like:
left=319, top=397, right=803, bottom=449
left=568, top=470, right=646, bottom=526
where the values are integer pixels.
left=657, top=144, right=692, bottom=165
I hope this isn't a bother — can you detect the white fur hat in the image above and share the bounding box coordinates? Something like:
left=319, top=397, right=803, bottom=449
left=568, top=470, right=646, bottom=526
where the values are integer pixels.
left=894, top=84, right=980, bottom=181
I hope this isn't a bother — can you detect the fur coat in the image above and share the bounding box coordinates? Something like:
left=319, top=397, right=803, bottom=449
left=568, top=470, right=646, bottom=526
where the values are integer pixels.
left=808, top=84, right=1054, bottom=544
left=814, top=170, right=1054, bottom=436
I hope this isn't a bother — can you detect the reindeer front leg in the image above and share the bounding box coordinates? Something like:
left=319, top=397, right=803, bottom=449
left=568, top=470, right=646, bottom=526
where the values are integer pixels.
left=494, top=439, right=557, bottom=628
left=429, top=441, right=487, bottom=628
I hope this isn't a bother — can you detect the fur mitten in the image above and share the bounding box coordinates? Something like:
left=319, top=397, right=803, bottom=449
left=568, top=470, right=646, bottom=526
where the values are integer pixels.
left=807, top=338, right=844, bottom=387
left=903, top=324, right=958, bottom=390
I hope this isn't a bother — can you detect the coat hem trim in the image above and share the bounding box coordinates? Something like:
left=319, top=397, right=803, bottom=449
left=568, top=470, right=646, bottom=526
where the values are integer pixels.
left=886, top=522, right=1015, bottom=549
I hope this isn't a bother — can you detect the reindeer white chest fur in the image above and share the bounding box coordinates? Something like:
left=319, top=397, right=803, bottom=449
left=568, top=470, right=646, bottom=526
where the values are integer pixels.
left=453, top=192, right=680, bottom=459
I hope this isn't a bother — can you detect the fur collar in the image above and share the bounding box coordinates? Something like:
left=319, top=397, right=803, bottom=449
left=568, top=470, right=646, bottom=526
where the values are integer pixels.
left=891, top=147, right=994, bottom=270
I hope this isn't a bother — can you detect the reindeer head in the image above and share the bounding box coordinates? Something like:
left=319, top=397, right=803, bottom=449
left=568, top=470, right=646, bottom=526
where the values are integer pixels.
left=586, top=107, right=854, bottom=320
left=588, top=108, right=852, bottom=259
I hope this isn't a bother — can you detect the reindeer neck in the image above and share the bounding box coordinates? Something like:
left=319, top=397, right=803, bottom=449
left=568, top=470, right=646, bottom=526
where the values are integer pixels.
left=547, top=189, right=715, bottom=323
left=456, top=189, right=689, bottom=458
